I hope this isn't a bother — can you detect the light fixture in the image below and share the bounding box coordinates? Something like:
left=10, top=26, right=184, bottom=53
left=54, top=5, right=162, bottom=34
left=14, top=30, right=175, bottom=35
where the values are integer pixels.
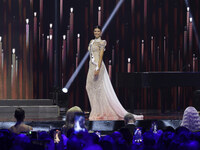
left=50, top=23, right=53, bottom=28
left=26, top=19, right=29, bottom=24
left=62, top=88, right=68, bottom=93
left=12, top=48, right=15, bottom=54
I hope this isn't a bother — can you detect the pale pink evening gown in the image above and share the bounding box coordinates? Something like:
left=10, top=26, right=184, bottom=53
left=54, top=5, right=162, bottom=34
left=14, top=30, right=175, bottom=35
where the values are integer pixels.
left=86, top=37, right=143, bottom=120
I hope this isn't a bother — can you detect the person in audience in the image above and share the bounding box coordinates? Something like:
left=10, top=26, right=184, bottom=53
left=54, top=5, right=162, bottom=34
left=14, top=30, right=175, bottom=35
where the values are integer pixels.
left=119, top=127, right=133, bottom=145
left=163, top=126, right=175, bottom=133
left=9, top=107, right=33, bottom=134
left=110, top=131, right=130, bottom=150
left=175, top=126, right=190, bottom=135
left=62, top=106, right=83, bottom=137
left=99, top=135, right=117, bottom=150
left=0, top=129, right=14, bottom=150
left=83, top=144, right=103, bottom=150
left=190, top=131, right=200, bottom=143
left=67, top=131, right=90, bottom=150
left=110, top=131, right=123, bottom=144
left=122, top=113, right=136, bottom=135
left=157, top=131, right=175, bottom=150
left=117, top=113, right=136, bottom=145
left=178, top=140, right=200, bottom=150
left=142, top=131, right=156, bottom=150
left=89, top=132, right=100, bottom=145
left=181, top=106, right=200, bottom=132
left=10, top=134, right=32, bottom=150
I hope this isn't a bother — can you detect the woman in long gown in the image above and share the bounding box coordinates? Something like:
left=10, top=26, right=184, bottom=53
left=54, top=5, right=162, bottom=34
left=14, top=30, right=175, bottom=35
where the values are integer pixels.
left=86, top=26, right=143, bottom=120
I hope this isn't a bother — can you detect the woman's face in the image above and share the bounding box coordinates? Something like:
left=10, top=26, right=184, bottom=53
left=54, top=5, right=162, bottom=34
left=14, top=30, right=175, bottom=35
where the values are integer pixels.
left=94, top=28, right=101, bottom=39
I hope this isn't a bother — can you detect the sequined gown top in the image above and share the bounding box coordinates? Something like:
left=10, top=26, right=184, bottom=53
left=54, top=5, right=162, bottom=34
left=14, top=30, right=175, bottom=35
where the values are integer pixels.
left=86, top=37, right=143, bottom=120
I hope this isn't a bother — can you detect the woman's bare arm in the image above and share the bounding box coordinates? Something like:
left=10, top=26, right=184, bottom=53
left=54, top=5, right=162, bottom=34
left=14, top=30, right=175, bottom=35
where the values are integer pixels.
left=94, top=41, right=106, bottom=76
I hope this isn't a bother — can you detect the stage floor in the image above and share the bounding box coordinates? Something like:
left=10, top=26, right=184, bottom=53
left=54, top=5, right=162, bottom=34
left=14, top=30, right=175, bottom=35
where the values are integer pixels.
left=0, top=109, right=184, bottom=121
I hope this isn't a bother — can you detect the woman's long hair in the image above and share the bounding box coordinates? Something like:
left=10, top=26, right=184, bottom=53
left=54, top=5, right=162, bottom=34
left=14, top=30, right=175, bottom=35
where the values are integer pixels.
left=181, top=106, right=200, bottom=132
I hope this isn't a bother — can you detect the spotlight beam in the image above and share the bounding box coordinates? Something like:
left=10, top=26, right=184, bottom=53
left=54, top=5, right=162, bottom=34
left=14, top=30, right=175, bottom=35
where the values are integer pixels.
left=101, top=0, right=125, bottom=34
left=62, top=0, right=125, bottom=93
left=62, top=51, right=89, bottom=93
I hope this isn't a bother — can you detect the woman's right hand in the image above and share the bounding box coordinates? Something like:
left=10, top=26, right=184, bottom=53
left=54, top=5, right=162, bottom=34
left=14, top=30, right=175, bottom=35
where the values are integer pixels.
left=94, top=70, right=100, bottom=77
